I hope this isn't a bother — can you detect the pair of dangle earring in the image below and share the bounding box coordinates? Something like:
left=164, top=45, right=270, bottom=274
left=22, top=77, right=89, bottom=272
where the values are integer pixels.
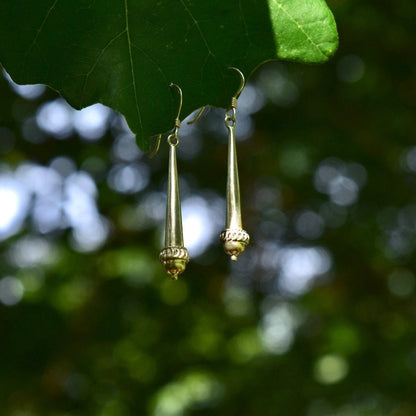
left=159, top=84, right=190, bottom=280
left=160, top=69, right=250, bottom=279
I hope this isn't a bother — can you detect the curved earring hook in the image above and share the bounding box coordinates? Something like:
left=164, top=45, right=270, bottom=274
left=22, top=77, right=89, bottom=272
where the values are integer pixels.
left=170, top=83, right=183, bottom=125
left=229, top=67, right=245, bottom=100
left=187, top=106, right=207, bottom=125
left=149, top=83, right=183, bottom=158
left=149, top=133, right=162, bottom=159
left=187, top=67, right=245, bottom=125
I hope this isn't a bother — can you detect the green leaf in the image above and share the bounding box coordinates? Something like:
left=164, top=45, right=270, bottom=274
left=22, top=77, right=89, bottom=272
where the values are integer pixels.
left=0, top=0, right=338, bottom=150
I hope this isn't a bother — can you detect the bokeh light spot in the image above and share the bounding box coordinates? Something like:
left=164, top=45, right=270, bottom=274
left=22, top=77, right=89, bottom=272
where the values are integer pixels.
left=73, top=103, right=111, bottom=141
left=278, top=247, right=332, bottom=296
left=153, top=372, right=223, bottom=416
left=182, top=196, right=223, bottom=257
left=388, top=269, right=415, bottom=297
left=36, top=98, right=74, bottom=139
left=0, top=175, right=30, bottom=240
left=259, top=302, right=302, bottom=354
left=295, top=210, right=325, bottom=240
left=314, top=354, right=349, bottom=385
left=107, top=163, right=150, bottom=194
left=8, top=236, right=57, bottom=268
left=0, top=276, right=25, bottom=306
left=3, top=69, right=46, bottom=99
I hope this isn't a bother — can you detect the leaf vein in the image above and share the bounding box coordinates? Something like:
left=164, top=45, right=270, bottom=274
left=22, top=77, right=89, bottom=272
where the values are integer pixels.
left=124, top=0, right=143, bottom=136
left=271, top=0, right=328, bottom=59
left=24, top=0, right=59, bottom=70
left=80, top=29, right=127, bottom=107
left=238, top=0, right=250, bottom=44
left=131, top=43, right=169, bottom=87
left=179, top=0, right=214, bottom=59
left=30, top=0, right=59, bottom=49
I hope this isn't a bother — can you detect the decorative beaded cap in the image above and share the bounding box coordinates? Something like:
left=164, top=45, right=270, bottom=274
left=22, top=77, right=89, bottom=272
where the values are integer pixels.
left=159, top=246, right=190, bottom=280
left=220, top=228, right=250, bottom=261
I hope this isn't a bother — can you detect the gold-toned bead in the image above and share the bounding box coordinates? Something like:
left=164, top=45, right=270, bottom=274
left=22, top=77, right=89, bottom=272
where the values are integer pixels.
left=160, top=246, right=190, bottom=279
left=220, top=228, right=250, bottom=261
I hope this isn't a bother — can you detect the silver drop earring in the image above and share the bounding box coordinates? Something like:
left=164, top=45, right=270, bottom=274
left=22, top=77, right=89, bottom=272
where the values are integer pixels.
left=219, top=68, right=250, bottom=261
left=159, top=83, right=190, bottom=280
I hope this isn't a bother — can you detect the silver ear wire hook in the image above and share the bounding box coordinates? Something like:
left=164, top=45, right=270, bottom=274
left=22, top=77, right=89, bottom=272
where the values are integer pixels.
left=187, top=67, right=245, bottom=125
left=225, top=67, right=245, bottom=123
left=229, top=67, right=245, bottom=101
left=170, top=83, right=183, bottom=138
left=149, top=83, right=183, bottom=158
left=187, top=106, right=207, bottom=125
left=151, top=68, right=245, bottom=156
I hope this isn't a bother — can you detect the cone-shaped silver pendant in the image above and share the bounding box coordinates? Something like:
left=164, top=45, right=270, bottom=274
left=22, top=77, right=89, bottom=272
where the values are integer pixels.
left=220, top=121, right=250, bottom=261
left=160, top=135, right=189, bottom=279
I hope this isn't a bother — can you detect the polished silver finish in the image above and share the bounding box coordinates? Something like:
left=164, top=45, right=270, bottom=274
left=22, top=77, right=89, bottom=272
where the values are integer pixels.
left=220, top=68, right=250, bottom=261
left=159, top=85, right=189, bottom=279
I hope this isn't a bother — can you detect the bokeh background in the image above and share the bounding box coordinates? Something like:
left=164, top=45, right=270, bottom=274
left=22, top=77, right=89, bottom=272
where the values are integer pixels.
left=1, top=0, right=416, bottom=415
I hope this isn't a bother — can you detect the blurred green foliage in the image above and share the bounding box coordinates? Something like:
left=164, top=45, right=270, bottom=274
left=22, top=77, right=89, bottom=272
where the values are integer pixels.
left=0, top=0, right=416, bottom=415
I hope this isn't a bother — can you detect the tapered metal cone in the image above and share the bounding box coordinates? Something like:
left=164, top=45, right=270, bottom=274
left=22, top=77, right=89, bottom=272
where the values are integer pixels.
left=220, top=123, right=250, bottom=261
left=160, top=137, right=189, bottom=279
